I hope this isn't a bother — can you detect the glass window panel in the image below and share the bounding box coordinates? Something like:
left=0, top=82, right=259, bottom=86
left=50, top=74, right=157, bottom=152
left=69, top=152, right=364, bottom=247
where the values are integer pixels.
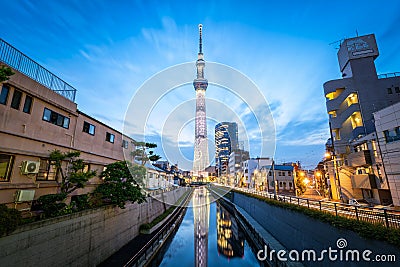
left=0, top=85, right=10, bottom=105
left=63, top=117, right=70, bottom=129
left=23, top=95, right=33, bottom=113
left=0, top=154, right=14, bottom=182
left=89, top=124, right=95, bottom=135
left=56, top=114, right=64, bottom=126
left=43, top=108, right=51, bottom=121
left=11, top=89, right=22, bottom=109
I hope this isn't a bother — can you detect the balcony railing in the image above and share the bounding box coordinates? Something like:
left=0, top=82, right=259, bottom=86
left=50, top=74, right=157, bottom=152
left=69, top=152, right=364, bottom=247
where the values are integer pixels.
left=347, top=150, right=372, bottom=167
left=0, top=39, right=76, bottom=102
left=378, top=72, right=400, bottom=79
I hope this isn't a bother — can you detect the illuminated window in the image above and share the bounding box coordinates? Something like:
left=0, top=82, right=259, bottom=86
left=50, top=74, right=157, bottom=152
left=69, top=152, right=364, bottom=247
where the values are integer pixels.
left=333, top=129, right=341, bottom=141
left=36, top=159, right=58, bottom=181
left=0, top=154, right=14, bottom=182
left=346, top=93, right=359, bottom=107
left=328, top=110, right=337, bottom=118
left=350, top=111, right=363, bottom=129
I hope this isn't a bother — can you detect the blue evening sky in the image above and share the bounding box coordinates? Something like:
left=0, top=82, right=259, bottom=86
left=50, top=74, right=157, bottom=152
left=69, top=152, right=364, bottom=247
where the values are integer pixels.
left=2, top=0, right=400, bottom=170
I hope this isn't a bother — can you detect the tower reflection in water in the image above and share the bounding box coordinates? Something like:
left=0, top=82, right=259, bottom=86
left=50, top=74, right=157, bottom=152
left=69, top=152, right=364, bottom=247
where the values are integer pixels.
left=193, top=187, right=210, bottom=267
left=216, top=203, right=244, bottom=258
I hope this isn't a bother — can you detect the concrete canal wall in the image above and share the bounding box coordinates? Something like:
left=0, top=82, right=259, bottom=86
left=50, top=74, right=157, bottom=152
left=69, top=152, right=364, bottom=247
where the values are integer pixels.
left=233, top=192, right=399, bottom=267
left=0, top=188, right=188, bottom=267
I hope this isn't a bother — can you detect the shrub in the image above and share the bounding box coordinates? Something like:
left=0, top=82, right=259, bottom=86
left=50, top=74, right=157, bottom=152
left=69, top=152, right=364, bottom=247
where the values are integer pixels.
left=35, top=193, right=69, bottom=218
left=70, top=194, right=91, bottom=211
left=0, top=204, right=21, bottom=236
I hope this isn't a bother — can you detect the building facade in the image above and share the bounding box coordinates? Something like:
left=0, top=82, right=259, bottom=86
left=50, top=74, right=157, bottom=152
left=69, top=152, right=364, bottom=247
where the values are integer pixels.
left=374, top=102, right=400, bottom=206
left=0, top=39, right=175, bottom=207
left=323, top=33, right=400, bottom=203
left=215, top=122, right=238, bottom=177
left=241, top=157, right=272, bottom=188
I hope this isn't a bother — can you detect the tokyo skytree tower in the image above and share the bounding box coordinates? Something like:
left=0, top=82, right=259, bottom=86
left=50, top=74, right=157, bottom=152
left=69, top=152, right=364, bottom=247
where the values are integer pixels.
left=193, top=24, right=209, bottom=175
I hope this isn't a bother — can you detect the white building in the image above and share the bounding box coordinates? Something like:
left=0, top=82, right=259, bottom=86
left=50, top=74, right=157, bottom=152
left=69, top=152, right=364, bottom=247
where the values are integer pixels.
left=241, top=158, right=272, bottom=188
left=374, top=102, right=400, bottom=206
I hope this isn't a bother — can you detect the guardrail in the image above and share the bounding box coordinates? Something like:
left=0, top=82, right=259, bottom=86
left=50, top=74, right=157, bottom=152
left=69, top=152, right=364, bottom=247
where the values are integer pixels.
left=0, top=38, right=77, bottom=102
left=231, top=187, right=400, bottom=229
left=124, top=188, right=192, bottom=267
left=377, top=72, right=400, bottom=79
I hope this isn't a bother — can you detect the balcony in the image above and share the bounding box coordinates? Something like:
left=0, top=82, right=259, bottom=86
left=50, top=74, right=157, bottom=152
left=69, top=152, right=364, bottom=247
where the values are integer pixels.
left=347, top=150, right=372, bottom=167
left=351, top=174, right=377, bottom=189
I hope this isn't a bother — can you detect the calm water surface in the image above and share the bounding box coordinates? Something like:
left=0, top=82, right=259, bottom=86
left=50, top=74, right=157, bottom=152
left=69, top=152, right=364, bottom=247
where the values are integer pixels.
left=157, top=188, right=260, bottom=267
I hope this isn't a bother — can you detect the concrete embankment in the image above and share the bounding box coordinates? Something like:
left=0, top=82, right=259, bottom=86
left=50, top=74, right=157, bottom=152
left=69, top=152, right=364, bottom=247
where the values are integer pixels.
left=0, top=187, right=188, bottom=267
left=232, top=191, right=399, bottom=267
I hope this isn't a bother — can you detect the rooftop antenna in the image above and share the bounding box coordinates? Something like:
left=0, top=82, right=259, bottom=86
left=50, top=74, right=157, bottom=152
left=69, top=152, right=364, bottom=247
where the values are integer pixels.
left=329, top=37, right=346, bottom=50
left=198, top=24, right=203, bottom=54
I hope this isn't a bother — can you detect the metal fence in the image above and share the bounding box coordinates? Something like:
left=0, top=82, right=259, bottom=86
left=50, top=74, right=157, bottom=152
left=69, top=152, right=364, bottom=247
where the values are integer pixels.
left=0, top=38, right=77, bottom=102
left=377, top=72, right=400, bottom=79
left=233, top=187, right=400, bottom=229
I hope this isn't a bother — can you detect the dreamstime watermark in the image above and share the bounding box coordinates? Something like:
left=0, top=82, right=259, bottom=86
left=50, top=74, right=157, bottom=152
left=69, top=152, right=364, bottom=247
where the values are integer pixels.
left=257, top=238, right=397, bottom=263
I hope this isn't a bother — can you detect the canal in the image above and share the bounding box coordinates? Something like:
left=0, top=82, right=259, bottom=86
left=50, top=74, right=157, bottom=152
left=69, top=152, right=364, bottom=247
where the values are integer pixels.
left=150, top=187, right=260, bottom=266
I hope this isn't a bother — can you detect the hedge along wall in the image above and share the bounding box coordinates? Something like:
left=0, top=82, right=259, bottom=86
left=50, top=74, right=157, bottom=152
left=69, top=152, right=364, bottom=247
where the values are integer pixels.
left=233, top=192, right=399, bottom=267
left=0, top=187, right=188, bottom=267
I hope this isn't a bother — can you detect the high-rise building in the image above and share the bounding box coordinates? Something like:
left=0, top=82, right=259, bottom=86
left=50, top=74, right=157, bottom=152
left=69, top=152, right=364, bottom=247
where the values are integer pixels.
left=215, top=122, right=238, bottom=176
left=323, top=33, right=400, bottom=203
left=193, top=24, right=209, bottom=176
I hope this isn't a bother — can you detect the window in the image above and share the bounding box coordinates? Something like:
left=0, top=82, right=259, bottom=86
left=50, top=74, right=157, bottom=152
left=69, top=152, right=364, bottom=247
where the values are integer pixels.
left=106, top=132, right=115, bottom=143
left=11, top=89, right=22, bottom=109
left=0, top=85, right=10, bottom=105
left=289, top=182, right=293, bottom=188
left=0, top=154, right=14, bottom=182
left=387, top=88, right=393, bottom=94
left=83, top=121, right=95, bottom=135
left=288, top=171, right=292, bottom=176
left=42, top=108, right=70, bottom=129
left=122, top=140, right=128, bottom=149
left=384, top=128, right=400, bottom=143
left=36, top=160, right=58, bottom=181
left=395, top=87, right=400, bottom=93
left=23, top=95, right=33, bottom=114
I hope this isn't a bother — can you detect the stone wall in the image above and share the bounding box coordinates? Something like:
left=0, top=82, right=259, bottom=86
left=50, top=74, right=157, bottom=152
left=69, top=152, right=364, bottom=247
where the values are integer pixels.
left=233, top=192, right=399, bottom=267
left=0, top=187, right=188, bottom=267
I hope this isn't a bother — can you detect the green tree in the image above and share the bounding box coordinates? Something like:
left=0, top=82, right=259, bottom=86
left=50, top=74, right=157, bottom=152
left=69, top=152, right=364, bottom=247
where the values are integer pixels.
left=295, top=175, right=307, bottom=196
left=49, top=150, right=96, bottom=194
left=94, top=161, right=146, bottom=209
left=131, top=141, right=161, bottom=165
left=0, top=66, right=14, bottom=82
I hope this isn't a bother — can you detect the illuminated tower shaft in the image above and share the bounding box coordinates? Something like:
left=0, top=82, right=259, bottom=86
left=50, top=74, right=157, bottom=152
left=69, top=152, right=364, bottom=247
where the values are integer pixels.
left=193, top=187, right=210, bottom=267
left=193, top=24, right=209, bottom=174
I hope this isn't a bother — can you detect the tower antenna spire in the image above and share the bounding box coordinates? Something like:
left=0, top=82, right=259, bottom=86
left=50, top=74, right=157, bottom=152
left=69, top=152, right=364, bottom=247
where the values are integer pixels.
left=198, top=24, right=203, bottom=54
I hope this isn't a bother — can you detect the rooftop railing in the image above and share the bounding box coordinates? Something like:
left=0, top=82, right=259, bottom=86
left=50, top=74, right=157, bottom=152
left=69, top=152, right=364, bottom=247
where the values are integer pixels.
left=378, top=72, right=400, bottom=79
left=0, top=39, right=77, bottom=102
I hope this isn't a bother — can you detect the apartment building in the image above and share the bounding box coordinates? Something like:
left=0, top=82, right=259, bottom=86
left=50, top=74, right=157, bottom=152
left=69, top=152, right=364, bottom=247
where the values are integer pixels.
left=323, top=34, right=400, bottom=203
left=0, top=39, right=137, bottom=206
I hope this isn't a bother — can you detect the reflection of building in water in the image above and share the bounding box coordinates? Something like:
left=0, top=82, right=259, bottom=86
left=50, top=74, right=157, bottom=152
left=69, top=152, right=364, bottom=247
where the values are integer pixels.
left=216, top=203, right=244, bottom=258
left=193, top=187, right=210, bottom=267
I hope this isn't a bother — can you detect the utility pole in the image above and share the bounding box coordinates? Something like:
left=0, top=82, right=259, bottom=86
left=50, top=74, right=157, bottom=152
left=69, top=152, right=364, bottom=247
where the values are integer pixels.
left=329, top=122, right=343, bottom=202
left=272, top=159, right=277, bottom=199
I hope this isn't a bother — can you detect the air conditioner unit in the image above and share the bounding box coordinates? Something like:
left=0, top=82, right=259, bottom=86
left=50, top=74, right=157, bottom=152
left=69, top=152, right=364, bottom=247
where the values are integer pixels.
left=21, top=160, right=40, bottom=174
left=15, top=189, right=35, bottom=202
